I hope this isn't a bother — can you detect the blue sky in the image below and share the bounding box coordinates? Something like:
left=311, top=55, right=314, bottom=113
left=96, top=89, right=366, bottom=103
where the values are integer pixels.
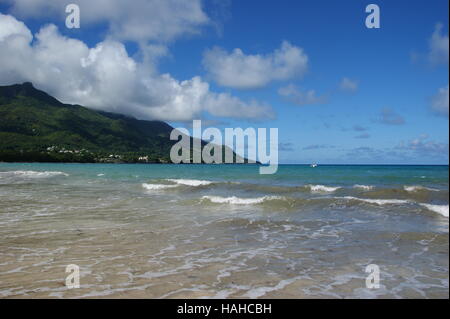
left=0, top=0, right=448, bottom=164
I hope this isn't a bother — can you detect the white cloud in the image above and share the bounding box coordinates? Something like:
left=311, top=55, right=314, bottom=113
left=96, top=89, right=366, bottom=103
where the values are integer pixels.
left=5, top=0, right=210, bottom=43
left=427, top=24, right=448, bottom=119
left=339, top=77, right=358, bottom=92
left=355, top=133, right=370, bottom=139
left=429, top=23, right=449, bottom=65
left=0, top=13, right=274, bottom=122
left=278, top=84, right=327, bottom=106
left=397, top=135, right=449, bottom=156
left=303, top=144, right=334, bottom=150
left=431, top=84, right=449, bottom=117
left=0, top=11, right=32, bottom=41
left=203, top=41, right=308, bottom=89
left=353, top=125, right=367, bottom=132
left=378, top=107, right=405, bottom=125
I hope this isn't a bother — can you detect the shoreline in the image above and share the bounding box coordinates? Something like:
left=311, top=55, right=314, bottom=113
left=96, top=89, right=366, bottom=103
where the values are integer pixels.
left=0, top=162, right=448, bottom=166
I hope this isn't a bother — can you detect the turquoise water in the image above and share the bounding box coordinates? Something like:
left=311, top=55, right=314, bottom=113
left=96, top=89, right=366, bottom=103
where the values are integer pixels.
left=0, top=163, right=448, bottom=298
left=1, top=163, right=447, bottom=186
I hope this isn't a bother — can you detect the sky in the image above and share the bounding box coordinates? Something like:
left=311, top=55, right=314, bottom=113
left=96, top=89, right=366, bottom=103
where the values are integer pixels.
left=0, top=0, right=448, bottom=164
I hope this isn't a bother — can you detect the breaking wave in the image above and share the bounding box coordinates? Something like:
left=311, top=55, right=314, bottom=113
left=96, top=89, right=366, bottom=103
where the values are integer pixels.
left=403, top=185, right=439, bottom=192
left=307, top=185, right=341, bottom=193
left=142, top=183, right=179, bottom=191
left=201, top=195, right=284, bottom=205
left=0, top=170, right=69, bottom=178
left=420, top=204, right=449, bottom=218
left=338, top=196, right=410, bottom=205
left=353, top=184, right=374, bottom=190
left=141, top=179, right=219, bottom=191
left=166, top=179, right=214, bottom=187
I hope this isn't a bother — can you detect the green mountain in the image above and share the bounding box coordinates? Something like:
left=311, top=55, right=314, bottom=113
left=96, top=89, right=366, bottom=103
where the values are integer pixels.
left=0, top=82, right=241, bottom=164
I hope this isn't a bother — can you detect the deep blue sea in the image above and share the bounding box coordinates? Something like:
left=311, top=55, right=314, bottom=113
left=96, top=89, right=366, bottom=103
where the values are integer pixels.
left=0, top=163, right=448, bottom=298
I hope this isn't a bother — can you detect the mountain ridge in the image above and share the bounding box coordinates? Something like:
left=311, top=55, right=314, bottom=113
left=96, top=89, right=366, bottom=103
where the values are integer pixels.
left=0, top=82, right=236, bottom=164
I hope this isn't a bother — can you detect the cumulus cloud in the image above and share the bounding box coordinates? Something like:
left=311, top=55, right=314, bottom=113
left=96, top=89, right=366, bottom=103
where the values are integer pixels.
left=431, top=84, right=449, bottom=117
left=345, top=147, right=381, bottom=159
left=429, top=23, right=449, bottom=65
left=339, top=77, right=358, bottom=92
left=378, top=107, right=405, bottom=125
left=5, top=0, right=210, bottom=44
left=344, top=136, right=449, bottom=163
left=397, top=135, right=449, bottom=157
left=279, top=142, right=294, bottom=152
left=426, top=24, right=448, bottom=119
left=353, top=125, right=367, bottom=132
left=302, top=144, right=334, bottom=150
left=278, top=84, right=327, bottom=106
left=203, top=41, right=308, bottom=89
left=0, top=13, right=274, bottom=122
left=355, top=133, right=370, bottom=139
left=0, top=11, right=32, bottom=41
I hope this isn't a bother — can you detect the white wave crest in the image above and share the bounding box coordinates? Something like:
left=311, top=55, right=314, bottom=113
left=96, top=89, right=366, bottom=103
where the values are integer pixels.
left=341, top=196, right=410, bottom=205
left=0, top=170, right=69, bottom=178
left=142, top=183, right=178, bottom=191
left=403, top=186, right=439, bottom=192
left=308, top=185, right=341, bottom=193
left=353, top=184, right=374, bottom=191
left=201, top=195, right=283, bottom=205
left=167, top=179, right=213, bottom=187
left=420, top=204, right=449, bottom=218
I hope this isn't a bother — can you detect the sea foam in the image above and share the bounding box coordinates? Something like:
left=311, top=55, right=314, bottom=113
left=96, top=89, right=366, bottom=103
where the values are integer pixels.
left=308, top=185, right=341, bottom=193
left=420, top=204, right=449, bottom=218
left=0, top=170, right=69, bottom=178
left=166, top=179, right=213, bottom=187
left=353, top=184, right=374, bottom=191
left=142, top=183, right=178, bottom=190
left=403, top=185, right=439, bottom=192
left=340, top=196, right=410, bottom=205
left=201, top=195, right=283, bottom=205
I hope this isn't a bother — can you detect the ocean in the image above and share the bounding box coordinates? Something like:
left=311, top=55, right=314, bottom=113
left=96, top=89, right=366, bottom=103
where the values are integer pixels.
left=0, top=163, right=448, bottom=298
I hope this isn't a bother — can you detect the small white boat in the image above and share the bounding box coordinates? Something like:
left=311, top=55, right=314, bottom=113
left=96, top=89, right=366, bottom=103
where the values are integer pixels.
left=310, top=163, right=318, bottom=168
